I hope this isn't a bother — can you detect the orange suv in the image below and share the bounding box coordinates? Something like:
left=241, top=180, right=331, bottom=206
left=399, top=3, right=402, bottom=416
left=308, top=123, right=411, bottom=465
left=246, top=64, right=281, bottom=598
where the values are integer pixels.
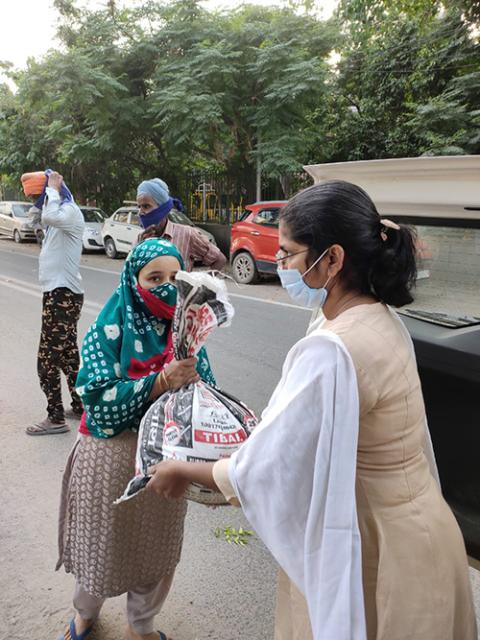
left=230, top=200, right=287, bottom=284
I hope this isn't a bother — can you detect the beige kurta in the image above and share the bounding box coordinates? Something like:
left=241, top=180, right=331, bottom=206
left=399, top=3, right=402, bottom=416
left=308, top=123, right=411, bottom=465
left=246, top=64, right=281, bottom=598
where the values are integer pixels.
left=214, top=302, right=477, bottom=640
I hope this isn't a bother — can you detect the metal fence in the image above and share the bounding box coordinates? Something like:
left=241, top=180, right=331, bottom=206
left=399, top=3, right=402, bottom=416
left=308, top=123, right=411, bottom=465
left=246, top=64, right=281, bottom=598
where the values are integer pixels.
left=177, top=171, right=299, bottom=225
left=1, top=170, right=305, bottom=222
left=177, top=172, right=248, bottom=225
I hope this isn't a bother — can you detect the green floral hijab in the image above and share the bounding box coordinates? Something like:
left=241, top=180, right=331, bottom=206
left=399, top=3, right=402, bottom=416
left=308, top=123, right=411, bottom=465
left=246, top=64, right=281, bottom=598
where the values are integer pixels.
left=76, top=238, right=215, bottom=438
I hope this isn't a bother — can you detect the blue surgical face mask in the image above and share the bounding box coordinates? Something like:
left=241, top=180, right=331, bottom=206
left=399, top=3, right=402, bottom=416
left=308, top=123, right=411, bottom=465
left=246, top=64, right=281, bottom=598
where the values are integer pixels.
left=139, top=198, right=173, bottom=229
left=277, top=248, right=331, bottom=308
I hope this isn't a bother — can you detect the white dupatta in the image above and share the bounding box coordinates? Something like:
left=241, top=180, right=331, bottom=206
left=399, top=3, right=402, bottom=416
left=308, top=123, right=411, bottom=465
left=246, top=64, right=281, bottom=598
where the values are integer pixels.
left=229, top=329, right=367, bottom=640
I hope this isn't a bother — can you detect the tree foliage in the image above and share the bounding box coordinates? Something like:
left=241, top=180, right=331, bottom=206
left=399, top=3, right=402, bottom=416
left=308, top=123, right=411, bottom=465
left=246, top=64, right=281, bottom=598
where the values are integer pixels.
left=0, top=0, right=478, bottom=209
left=304, top=1, right=480, bottom=163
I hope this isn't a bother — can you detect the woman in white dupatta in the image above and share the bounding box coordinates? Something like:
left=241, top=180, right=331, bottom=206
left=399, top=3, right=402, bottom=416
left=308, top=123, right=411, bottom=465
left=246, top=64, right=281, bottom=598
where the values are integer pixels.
left=147, top=181, right=476, bottom=640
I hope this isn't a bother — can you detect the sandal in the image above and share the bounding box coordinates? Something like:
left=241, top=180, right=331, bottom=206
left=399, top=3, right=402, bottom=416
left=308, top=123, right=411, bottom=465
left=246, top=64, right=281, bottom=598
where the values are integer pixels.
left=158, top=633, right=168, bottom=640
left=26, top=417, right=69, bottom=436
left=58, top=618, right=94, bottom=640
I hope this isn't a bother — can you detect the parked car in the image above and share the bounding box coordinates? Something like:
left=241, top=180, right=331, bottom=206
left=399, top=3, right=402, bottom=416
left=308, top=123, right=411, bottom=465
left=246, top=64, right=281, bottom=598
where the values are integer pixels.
left=80, top=206, right=106, bottom=252
left=305, top=155, right=480, bottom=565
left=33, top=205, right=107, bottom=252
left=102, top=206, right=217, bottom=259
left=230, top=200, right=287, bottom=284
left=0, top=201, right=37, bottom=242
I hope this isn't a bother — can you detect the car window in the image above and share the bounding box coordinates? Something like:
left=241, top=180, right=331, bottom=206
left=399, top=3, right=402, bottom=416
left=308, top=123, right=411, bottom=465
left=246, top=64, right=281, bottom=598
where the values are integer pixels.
left=114, top=211, right=130, bottom=224
left=168, top=209, right=194, bottom=226
left=253, top=208, right=280, bottom=227
left=129, top=212, right=141, bottom=227
left=399, top=223, right=480, bottom=328
left=81, top=209, right=104, bottom=223
left=0, top=203, right=12, bottom=216
left=12, top=204, right=31, bottom=217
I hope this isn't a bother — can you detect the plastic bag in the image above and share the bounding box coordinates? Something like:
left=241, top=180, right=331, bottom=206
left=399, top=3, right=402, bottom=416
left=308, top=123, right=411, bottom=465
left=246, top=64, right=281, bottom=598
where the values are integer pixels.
left=116, top=271, right=257, bottom=505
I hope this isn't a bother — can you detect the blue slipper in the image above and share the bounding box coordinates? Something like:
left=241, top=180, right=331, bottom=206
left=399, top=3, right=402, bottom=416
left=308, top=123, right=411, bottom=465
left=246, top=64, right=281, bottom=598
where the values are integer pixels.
left=158, top=633, right=168, bottom=640
left=59, top=618, right=94, bottom=640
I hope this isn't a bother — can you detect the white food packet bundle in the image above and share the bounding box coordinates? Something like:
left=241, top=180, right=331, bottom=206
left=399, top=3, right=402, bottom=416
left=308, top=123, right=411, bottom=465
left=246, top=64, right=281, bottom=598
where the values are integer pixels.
left=116, top=271, right=257, bottom=505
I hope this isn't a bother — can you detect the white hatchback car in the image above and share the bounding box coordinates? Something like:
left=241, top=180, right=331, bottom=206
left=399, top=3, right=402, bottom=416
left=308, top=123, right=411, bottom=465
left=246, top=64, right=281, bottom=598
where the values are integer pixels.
left=102, top=206, right=217, bottom=259
left=0, top=201, right=37, bottom=242
left=33, top=205, right=107, bottom=251
left=80, top=206, right=106, bottom=252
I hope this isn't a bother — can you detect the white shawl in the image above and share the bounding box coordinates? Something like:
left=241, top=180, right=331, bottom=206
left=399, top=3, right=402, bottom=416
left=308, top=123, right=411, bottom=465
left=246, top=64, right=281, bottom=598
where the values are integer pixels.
left=229, top=329, right=367, bottom=640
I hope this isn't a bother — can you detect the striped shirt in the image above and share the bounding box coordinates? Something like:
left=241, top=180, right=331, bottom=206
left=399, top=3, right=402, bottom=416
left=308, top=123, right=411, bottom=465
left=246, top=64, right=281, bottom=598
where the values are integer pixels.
left=151, top=220, right=227, bottom=272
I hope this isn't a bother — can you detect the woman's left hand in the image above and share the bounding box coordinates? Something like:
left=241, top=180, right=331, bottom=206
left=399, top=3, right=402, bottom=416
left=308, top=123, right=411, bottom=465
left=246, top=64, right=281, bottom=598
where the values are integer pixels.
left=147, top=460, right=190, bottom=500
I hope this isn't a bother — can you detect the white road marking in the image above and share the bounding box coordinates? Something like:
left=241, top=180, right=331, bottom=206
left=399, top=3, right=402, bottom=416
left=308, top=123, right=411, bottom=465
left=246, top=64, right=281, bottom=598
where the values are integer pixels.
left=0, top=247, right=309, bottom=312
left=80, top=263, right=121, bottom=276
left=227, top=292, right=309, bottom=311
left=1, top=272, right=309, bottom=315
left=0, top=275, right=102, bottom=317
left=79, top=264, right=310, bottom=311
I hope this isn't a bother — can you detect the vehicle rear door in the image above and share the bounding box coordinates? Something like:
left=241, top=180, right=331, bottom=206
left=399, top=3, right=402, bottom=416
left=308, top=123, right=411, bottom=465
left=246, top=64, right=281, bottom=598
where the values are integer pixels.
left=397, top=217, right=480, bottom=562
left=249, top=208, right=281, bottom=265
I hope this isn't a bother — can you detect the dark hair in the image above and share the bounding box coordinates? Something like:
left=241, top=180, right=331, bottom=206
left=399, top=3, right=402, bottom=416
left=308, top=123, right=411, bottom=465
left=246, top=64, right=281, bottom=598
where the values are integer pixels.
left=280, top=180, right=417, bottom=307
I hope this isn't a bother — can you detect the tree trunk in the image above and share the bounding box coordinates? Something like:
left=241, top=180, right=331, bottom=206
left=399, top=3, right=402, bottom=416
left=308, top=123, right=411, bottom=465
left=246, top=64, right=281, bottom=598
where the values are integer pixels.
left=279, top=174, right=291, bottom=198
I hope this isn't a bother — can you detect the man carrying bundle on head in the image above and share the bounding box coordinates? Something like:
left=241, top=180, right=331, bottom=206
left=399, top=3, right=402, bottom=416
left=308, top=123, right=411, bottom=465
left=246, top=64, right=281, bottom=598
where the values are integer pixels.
left=21, top=170, right=85, bottom=436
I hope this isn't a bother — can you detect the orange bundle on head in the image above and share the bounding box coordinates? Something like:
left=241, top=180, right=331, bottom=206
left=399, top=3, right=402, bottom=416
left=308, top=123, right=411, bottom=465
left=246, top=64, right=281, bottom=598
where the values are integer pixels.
left=21, top=172, right=47, bottom=197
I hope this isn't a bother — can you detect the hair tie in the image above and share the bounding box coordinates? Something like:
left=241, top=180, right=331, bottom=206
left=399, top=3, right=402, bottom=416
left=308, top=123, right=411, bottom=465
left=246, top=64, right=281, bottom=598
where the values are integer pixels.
left=380, top=218, right=400, bottom=241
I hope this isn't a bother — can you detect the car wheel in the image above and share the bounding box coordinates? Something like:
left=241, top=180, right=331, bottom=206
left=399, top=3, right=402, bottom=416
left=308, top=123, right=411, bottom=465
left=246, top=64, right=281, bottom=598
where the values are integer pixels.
left=232, top=252, right=260, bottom=284
left=13, top=229, right=22, bottom=243
left=104, top=237, right=118, bottom=259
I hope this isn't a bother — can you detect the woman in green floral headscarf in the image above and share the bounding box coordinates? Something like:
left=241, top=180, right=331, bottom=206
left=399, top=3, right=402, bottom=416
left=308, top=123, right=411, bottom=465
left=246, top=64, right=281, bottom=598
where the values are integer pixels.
left=76, top=237, right=215, bottom=438
left=57, top=238, right=214, bottom=640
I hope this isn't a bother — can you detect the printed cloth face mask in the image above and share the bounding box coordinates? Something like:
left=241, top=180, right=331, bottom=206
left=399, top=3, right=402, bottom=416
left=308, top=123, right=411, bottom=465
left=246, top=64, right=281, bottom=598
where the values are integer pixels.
left=137, top=282, right=177, bottom=318
left=277, top=247, right=331, bottom=308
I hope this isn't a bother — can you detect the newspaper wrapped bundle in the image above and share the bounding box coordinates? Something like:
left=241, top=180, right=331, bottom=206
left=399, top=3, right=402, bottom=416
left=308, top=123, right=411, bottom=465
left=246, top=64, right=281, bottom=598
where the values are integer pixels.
left=116, top=271, right=258, bottom=505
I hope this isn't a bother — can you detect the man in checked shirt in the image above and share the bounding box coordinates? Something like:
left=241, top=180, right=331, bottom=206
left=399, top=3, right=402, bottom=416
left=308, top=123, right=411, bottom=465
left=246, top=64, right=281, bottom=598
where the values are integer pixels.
left=135, top=178, right=227, bottom=272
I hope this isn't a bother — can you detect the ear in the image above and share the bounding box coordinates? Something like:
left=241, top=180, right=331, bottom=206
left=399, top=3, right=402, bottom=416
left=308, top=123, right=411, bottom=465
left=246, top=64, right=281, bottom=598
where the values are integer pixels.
left=326, top=244, right=345, bottom=277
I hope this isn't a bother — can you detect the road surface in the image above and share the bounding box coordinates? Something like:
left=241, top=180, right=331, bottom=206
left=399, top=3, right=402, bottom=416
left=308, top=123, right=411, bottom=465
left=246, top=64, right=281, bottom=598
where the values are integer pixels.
left=0, top=239, right=478, bottom=640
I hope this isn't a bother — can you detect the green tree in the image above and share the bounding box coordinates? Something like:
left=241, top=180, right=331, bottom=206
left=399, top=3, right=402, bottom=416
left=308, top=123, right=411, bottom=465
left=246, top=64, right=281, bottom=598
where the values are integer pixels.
left=146, top=1, right=336, bottom=194
left=0, top=0, right=336, bottom=205
left=0, top=0, right=478, bottom=211
left=310, top=1, right=480, bottom=161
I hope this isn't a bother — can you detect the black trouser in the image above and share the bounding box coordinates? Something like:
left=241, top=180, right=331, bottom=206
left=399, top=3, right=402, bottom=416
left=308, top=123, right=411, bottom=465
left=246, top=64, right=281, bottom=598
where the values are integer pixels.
left=37, top=287, right=84, bottom=422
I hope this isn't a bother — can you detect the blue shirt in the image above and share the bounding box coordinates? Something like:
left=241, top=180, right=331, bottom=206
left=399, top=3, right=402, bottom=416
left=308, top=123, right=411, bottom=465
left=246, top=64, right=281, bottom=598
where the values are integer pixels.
left=38, top=187, right=85, bottom=294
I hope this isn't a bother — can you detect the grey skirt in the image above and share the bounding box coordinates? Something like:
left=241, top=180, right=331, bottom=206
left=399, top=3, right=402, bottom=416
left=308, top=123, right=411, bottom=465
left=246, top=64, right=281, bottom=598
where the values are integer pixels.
left=57, top=430, right=187, bottom=598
